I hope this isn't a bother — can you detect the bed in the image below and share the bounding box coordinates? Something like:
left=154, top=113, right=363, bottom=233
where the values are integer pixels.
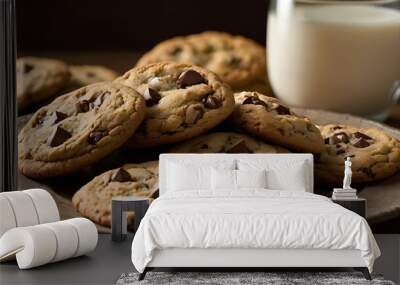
left=131, top=154, right=380, bottom=280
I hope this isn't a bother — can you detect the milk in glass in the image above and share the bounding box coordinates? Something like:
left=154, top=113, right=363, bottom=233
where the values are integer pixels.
left=267, top=4, right=400, bottom=118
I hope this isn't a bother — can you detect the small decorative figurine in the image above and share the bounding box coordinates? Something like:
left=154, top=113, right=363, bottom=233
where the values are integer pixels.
left=343, top=156, right=353, bottom=190
left=332, top=156, right=357, bottom=199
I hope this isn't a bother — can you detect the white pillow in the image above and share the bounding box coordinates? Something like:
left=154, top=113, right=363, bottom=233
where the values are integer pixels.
left=267, top=166, right=307, bottom=192
left=236, top=169, right=267, bottom=189
left=237, top=159, right=309, bottom=192
left=167, top=160, right=235, bottom=191
left=211, top=168, right=236, bottom=190
left=211, top=169, right=267, bottom=190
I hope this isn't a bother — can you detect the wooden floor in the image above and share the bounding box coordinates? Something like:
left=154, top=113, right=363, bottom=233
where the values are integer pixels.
left=0, top=234, right=399, bottom=285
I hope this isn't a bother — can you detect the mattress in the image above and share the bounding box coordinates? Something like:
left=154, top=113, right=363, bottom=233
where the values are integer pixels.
left=131, top=190, right=380, bottom=273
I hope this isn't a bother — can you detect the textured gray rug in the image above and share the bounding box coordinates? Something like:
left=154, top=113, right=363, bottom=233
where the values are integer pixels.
left=116, top=272, right=395, bottom=285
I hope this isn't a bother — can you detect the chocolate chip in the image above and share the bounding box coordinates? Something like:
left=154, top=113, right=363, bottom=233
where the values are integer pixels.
left=324, top=137, right=330, bottom=144
left=226, top=140, right=252, bottom=153
left=185, top=105, right=204, bottom=125
left=76, top=100, right=90, bottom=113
left=202, top=94, right=222, bottom=109
left=229, top=56, right=242, bottom=67
left=203, top=45, right=215, bottom=54
left=242, top=97, right=253, bottom=104
left=88, top=130, right=108, bottom=145
left=332, top=126, right=343, bottom=130
left=242, top=96, right=268, bottom=108
left=275, top=105, right=291, bottom=115
left=353, top=132, right=372, bottom=140
left=353, top=138, right=370, bottom=148
left=177, top=70, right=206, bottom=88
left=336, top=149, right=346, bottom=155
left=48, top=126, right=72, bottom=147
left=143, top=88, right=161, bottom=106
left=23, top=64, right=34, bottom=74
left=361, top=167, right=375, bottom=179
left=330, top=132, right=349, bottom=144
left=169, top=46, right=182, bottom=56
left=110, top=168, right=132, bottom=182
left=47, top=111, right=68, bottom=125
left=86, top=71, right=95, bottom=78
left=91, top=91, right=110, bottom=108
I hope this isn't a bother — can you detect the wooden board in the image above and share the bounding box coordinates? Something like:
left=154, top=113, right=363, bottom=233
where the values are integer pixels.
left=295, top=108, right=400, bottom=225
left=17, top=109, right=400, bottom=230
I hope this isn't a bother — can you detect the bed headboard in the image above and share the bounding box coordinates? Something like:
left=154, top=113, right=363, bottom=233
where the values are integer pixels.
left=159, top=154, right=314, bottom=195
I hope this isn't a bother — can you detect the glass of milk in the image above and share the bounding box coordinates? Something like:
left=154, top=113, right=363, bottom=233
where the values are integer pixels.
left=267, top=0, right=400, bottom=121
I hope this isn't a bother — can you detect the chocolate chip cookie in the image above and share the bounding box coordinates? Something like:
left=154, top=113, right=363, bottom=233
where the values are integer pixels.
left=18, top=82, right=146, bottom=178
left=136, top=31, right=271, bottom=93
left=229, top=92, right=324, bottom=153
left=72, top=161, right=158, bottom=227
left=316, top=124, right=400, bottom=184
left=116, top=62, right=235, bottom=148
left=17, top=57, right=71, bottom=111
left=68, top=65, right=119, bottom=89
left=169, top=132, right=289, bottom=153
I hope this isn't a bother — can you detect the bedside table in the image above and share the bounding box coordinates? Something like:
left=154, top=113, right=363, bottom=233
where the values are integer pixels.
left=111, top=196, right=150, bottom=242
left=331, top=198, right=366, bottom=218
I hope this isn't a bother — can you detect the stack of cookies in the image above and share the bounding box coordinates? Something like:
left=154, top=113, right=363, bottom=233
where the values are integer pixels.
left=136, top=31, right=271, bottom=95
left=16, top=57, right=119, bottom=112
left=17, top=31, right=400, bottom=228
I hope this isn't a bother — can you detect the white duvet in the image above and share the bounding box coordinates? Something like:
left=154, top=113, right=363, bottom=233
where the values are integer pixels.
left=131, top=190, right=380, bottom=273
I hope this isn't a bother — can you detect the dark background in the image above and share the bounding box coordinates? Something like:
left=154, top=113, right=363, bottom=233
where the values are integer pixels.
left=17, top=0, right=269, bottom=52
